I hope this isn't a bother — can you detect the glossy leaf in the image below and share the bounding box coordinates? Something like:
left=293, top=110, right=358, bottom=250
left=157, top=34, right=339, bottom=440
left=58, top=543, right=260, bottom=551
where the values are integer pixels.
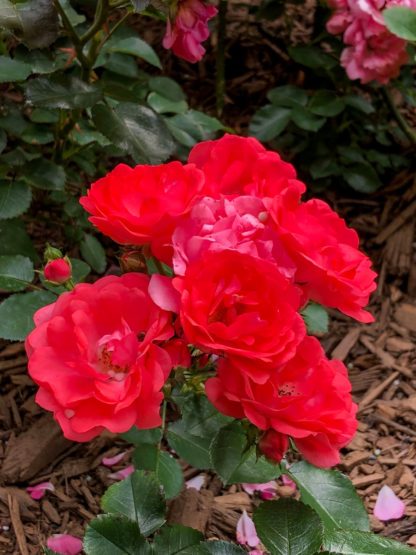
left=133, top=444, right=183, bottom=499
left=26, top=75, right=102, bottom=109
left=152, top=525, right=203, bottom=554
left=84, top=514, right=150, bottom=555
left=301, top=302, right=329, bottom=335
left=291, top=106, right=326, bottom=132
left=0, top=290, right=56, bottom=341
left=0, top=56, right=31, bottom=83
left=180, top=541, right=246, bottom=555
left=344, top=163, right=382, bottom=193
left=0, top=180, right=31, bottom=219
left=108, top=36, right=162, bottom=69
left=121, top=427, right=162, bottom=445
left=267, top=85, right=308, bottom=107
left=249, top=105, right=291, bottom=141
left=0, top=219, right=37, bottom=260
left=0, top=254, right=34, bottom=291
left=289, top=46, right=337, bottom=70
left=21, top=158, right=65, bottom=191
left=148, top=77, right=186, bottom=102
left=309, top=91, right=345, bottom=117
left=101, top=470, right=165, bottom=536
left=80, top=234, right=106, bottom=274
left=384, top=7, right=416, bottom=41
left=288, top=461, right=370, bottom=532
left=147, top=92, right=188, bottom=115
left=322, top=529, right=416, bottom=554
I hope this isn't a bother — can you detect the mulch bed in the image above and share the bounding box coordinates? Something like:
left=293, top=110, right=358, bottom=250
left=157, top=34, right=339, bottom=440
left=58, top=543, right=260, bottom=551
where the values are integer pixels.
left=0, top=171, right=415, bottom=554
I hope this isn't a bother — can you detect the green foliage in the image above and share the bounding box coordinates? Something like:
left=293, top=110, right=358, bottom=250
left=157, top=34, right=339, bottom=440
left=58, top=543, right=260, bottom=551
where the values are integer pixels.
left=180, top=542, right=246, bottom=555
left=152, top=525, right=203, bottom=554
left=254, top=498, right=323, bottom=555
left=0, top=181, right=31, bottom=219
left=384, top=7, right=416, bottom=41
left=301, top=302, right=329, bottom=335
left=80, top=233, right=106, bottom=274
left=133, top=444, right=184, bottom=499
left=0, top=254, right=34, bottom=291
left=84, top=514, right=150, bottom=555
left=322, top=529, right=416, bottom=554
left=0, top=290, right=56, bottom=340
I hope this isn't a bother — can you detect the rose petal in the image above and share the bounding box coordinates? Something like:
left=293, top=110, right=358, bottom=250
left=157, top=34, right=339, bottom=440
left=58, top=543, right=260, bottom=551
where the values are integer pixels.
left=101, top=451, right=126, bottom=467
left=374, top=485, right=406, bottom=521
left=236, top=510, right=260, bottom=548
left=149, top=274, right=180, bottom=313
left=281, top=475, right=297, bottom=490
left=26, top=481, right=55, bottom=500
left=108, top=465, right=135, bottom=480
left=46, top=534, right=83, bottom=555
left=186, top=475, right=205, bottom=491
left=242, top=481, right=277, bottom=499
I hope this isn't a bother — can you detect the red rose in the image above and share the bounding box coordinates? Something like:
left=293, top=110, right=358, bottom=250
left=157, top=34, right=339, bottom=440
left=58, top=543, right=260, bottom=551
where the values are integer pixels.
left=172, top=195, right=295, bottom=278
left=80, top=162, right=205, bottom=264
left=268, top=197, right=377, bottom=323
left=174, top=250, right=305, bottom=382
left=44, top=258, right=72, bottom=284
left=26, top=274, right=175, bottom=441
left=188, top=134, right=306, bottom=199
left=205, top=336, right=357, bottom=468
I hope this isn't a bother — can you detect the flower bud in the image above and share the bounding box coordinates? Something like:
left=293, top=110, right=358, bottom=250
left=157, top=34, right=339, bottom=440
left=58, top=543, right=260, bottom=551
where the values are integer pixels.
left=44, top=244, right=63, bottom=261
left=44, top=258, right=72, bottom=285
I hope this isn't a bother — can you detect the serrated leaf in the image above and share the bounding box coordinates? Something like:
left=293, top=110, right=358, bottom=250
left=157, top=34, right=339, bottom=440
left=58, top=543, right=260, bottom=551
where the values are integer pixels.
left=267, top=85, right=308, bottom=108
left=148, top=77, right=186, bottom=102
left=108, top=36, right=162, bottom=69
left=384, top=7, right=416, bottom=41
left=121, top=427, right=162, bottom=445
left=0, top=180, right=31, bottom=219
left=152, top=525, right=203, bottom=554
left=92, top=102, right=175, bottom=164
left=0, top=56, right=31, bottom=83
left=309, top=91, right=345, bottom=117
left=21, top=124, right=54, bottom=145
left=101, top=470, right=165, bottom=536
left=344, top=95, right=375, bottom=114
left=80, top=234, right=106, bottom=274
left=0, top=254, right=34, bottom=291
left=249, top=105, right=291, bottom=141
left=291, top=106, right=326, bottom=132
left=84, top=514, right=150, bottom=555
left=133, top=445, right=183, bottom=499
left=147, top=92, right=188, bottom=115
left=21, top=158, right=65, bottom=191
left=301, top=302, right=329, bottom=335
left=210, top=421, right=280, bottom=484
left=289, top=46, right=337, bottom=70
left=26, top=75, right=102, bottom=109
left=0, top=218, right=37, bottom=260
left=0, top=290, right=56, bottom=341
left=288, top=461, right=370, bottom=532
left=344, top=163, right=382, bottom=193
left=254, top=498, right=323, bottom=555
left=322, top=528, right=416, bottom=554
left=166, top=111, right=224, bottom=148
left=180, top=541, right=246, bottom=555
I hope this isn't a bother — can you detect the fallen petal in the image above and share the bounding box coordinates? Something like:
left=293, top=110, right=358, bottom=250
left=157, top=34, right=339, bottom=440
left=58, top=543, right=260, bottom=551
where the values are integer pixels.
left=374, top=485, right=405, bottom=521
left=108, top=465, right=135, bottom=480
left=281, top=475, right=297, bottom=490
left=242, top=481, right=277, bottom=500
left=102, top=451, right=126, bottom=467
left=236, top=510, right=260, bottom=548
left=26, top=481, right=55, bottom=500
left=46, top=534, right=83, bottom=555
left=186, top=475, right=205, bottom=491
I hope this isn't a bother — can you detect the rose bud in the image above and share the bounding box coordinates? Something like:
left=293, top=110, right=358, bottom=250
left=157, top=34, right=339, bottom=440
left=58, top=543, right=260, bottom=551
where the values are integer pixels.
left=44, top=258, right=72, bottom=285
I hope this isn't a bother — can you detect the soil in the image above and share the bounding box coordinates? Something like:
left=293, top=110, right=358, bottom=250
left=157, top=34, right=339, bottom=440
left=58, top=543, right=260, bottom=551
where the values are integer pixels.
left=1, top=4, right=416, bottom=554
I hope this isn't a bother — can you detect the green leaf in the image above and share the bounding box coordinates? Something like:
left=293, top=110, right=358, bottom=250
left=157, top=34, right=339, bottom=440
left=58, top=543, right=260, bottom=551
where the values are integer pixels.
left=152, top=525, right=203, bottom=554
left=92, top=102, right=175, bottom=164
left=322, top=529, right=416, bottom=554
left=121, top=427, right=162, bottom=445
left=0, top=180, right=31, bottom=219
left=133, top=445, right=183, bottom=499
left=344, top=163, right=382, bottom=193
left=147, top=92, right=188, bottom=115
left=101, top=470, right=165, bottom=536
left=288, top=461, right=370, bottom=532
left=0, top=129, right=6, bottom=154
left=180, top=541, right=245, bottom=555
left=0, top=56, right=31, bottom=83
left=108, top=36, right=162, bottom=69
left=210, top=421, right=280, bottom=484
left=249, top=105, right=291, bottom=141
left=84, top=514, right=151, bottom=555
left=384, top=7, right=416, bottom=41
left=0, top=255, right=34, bottom=291
left=149, top=77, right=186, bottom=102
left=26, top=75, right=102, bottom=109
left=166, top=111, right=224, bottom=147
left=309, top=158, right=340, bottom=180
left=21, top=124, right=54, bottom=145
left=130, top=0, right=151, bottom=11
left=58, top=0, right=86, bottom=27
left=301, top=302, right=329, bottom=335
left=21, top=158, right=66, bottom=191
left=267, top=85, right=308, bottom=108
left=0, top=290, right=56, bottom=341
left=254, top=498, right=323, bottom=555
left=80, top=234, right=106, bottom=274
left=291, top=106, right=326, bottom=132
left=309, top=91, right=345, bottom=117
left=29, top=109, right=59, bottom=123
left=103, top=52, right=140, bottom=79
left=344, top=95, right=375, bottom=114
left=0, top=218, right=37, bottom=261
left=289, top=46, right=337, bottom=70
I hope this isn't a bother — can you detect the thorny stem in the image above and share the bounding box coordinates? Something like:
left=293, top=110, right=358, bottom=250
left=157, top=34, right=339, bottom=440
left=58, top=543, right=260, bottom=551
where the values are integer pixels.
left=215, top=0, right=227, bottom=117
left=383, top=87, right=416, bottom=145
left=97, top=9, right=132, bottom=52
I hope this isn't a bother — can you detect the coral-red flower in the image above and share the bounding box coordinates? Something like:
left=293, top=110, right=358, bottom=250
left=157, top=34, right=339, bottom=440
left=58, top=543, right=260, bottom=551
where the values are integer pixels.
left=80, top=162, right=205, bottom=264
left=189, top=134, right=306, bottom=199
left=44, top=258, right=72, bottom=284
left=163, top=0, right=217, bottom=63
left=26, top=274, right=175, bottom=442
left=268, top=197, right=377, bottom=322
left=174, top=250, right=305, bottom=382
left=206, top=336, right=357, bottom=467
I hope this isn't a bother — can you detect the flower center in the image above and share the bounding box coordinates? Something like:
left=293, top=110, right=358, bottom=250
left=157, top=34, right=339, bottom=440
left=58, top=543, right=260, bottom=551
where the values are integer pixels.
left=96, top=323, right=139, bottom=380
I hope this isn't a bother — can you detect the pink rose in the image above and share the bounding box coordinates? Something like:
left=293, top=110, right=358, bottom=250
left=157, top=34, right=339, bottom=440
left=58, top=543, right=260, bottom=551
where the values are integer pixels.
left=44, top=258, right=72, bottom=284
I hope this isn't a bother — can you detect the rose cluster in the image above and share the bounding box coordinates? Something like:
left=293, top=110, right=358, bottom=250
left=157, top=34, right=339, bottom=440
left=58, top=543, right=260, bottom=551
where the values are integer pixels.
left=327, top=0, right=416, bottom=84
left=26, top=135, right=377, bottom=468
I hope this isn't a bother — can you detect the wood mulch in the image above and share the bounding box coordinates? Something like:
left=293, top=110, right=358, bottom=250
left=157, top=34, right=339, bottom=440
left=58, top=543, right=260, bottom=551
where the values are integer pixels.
left=0, top=171, right=415, bottom=554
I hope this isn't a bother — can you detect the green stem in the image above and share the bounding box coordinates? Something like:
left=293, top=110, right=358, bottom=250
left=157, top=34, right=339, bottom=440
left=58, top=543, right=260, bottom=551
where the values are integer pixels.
left=155, top=400, right=167, bottom=475
left=97, top=9, right=132, bottom=52
left=80, top=0, right=110, bottom=45
left=383, top=87, right=416, bottom=145
left=215, top=0, right=227, bottom=117
left=53, top=0, right=89, bottom=68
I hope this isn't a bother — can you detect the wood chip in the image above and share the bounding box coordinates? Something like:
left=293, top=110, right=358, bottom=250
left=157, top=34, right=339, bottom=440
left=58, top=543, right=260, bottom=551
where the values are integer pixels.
left=394, top=303, right=416, bottom=333
left=374, top=199, right=416, bottom=244
left=358, top=371, right=400, bottom=412
left=8, top=493, right=29, bottom=555
left=352, top=473, right=385, bottom=488
left=168, top=489, right=214, bottom=533
left=360, top=335, right=412, bottom=378
left=331, top=327, right=361, bottom=361
left=342, top=451, right=371, bottom=471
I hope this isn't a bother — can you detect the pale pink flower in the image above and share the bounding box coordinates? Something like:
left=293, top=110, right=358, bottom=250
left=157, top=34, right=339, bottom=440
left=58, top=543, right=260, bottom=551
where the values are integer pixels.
left=186, top=474, right=206, bottom=491
left=236, top=510, right=260, bottom=548
left=108, top=465, right=135, bottom=480
left=281, top=475, right=297, bottom=490
left=46, top=534, right=83, bottom=555
left=102, top=451, right=126, bottom=467
left=26, top=481, right=55, bottom=500
left=374, top=485, right=406, bottom=521
left=242, top=481, right=277, bottom=500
